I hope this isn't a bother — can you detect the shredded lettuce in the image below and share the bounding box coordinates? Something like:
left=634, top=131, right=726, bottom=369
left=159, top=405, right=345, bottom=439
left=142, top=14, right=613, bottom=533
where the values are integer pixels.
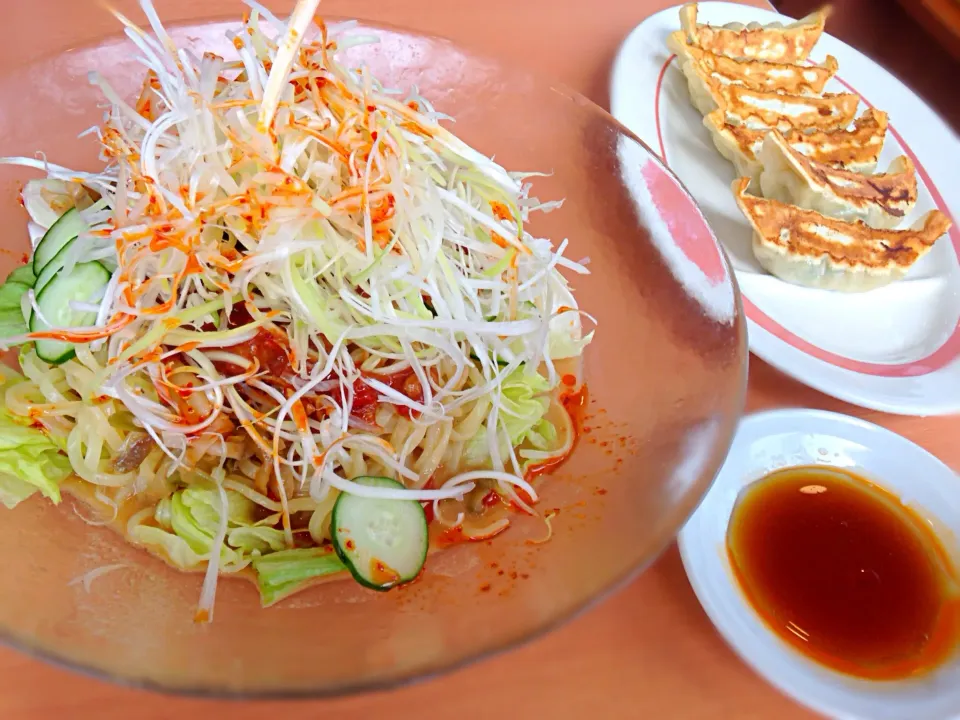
left=131, top=524, right=207, bottom=569
left=141, top=489, right=341, bottom=599
left=251, top=547, right=347, bottom=606
left=170, top=491, right=223, bottom=555
left=0, top=368, right=72, bottom=509
left=137, top=485, right=260, bottom=567
left=228, top=526, right=287, bottom=554
left=0, top=474, right=44, bottom=509
left=465, top=366, right=555, bottom=466
left=180, top=485, right=256, bottom=529
left=524, top=416, right=558, bottom=451
left=498, top=368, right=553, bottom=442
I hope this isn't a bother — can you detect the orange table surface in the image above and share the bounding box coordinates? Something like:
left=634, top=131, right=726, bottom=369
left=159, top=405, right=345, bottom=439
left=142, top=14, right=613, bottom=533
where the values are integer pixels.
left=1, top=1, right=957, bottom=718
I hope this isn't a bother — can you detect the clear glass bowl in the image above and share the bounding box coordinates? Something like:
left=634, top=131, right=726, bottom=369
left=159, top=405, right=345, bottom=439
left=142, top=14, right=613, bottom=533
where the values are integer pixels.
left=0, top=12, right=746, bottom=696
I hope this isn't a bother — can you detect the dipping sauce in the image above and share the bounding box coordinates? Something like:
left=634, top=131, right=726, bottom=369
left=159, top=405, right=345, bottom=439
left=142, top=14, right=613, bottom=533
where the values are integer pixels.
left=727, top=466, right=960, bottom=680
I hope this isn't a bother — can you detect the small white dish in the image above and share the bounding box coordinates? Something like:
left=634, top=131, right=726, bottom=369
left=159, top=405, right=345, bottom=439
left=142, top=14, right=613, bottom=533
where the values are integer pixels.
left=678, top=408, right=960, bottom=720
left=610, top=2, right=960, bottom=415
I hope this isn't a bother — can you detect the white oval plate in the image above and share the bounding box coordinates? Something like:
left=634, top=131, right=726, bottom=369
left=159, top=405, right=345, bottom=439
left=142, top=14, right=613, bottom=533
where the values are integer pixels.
left=679, top=408, right=960, bottom=720
left=610, top=2, right=960, bottom=416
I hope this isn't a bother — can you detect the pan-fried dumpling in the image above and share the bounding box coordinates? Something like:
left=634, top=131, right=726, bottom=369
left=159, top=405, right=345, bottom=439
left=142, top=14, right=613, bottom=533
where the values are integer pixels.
left=758, top=130, right=916, bottom=228
left=678, top=2, right=831, bottom=63
left=717, top=85, right=859, bottom=133
left=703, top=109, right=887, bottom=183
left=732, top=177, right=951, bottom=292
left=667, top=37, right=839, bottom=115
left=784, top=109, right=887, bottom=173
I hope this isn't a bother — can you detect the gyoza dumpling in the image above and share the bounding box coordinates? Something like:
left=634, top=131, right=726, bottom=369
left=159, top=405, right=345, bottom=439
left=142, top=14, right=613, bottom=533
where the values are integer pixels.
left=718, top=84, right=859, bottom=133
left=677, top=2, right=831, bottom=63
left=703, top=109, right=887, bottom=183
left=667, top=37, right=839, bottom=115
left=758, top=130, right=916, bottom=228
left=732, top=178, right=951, bottom=292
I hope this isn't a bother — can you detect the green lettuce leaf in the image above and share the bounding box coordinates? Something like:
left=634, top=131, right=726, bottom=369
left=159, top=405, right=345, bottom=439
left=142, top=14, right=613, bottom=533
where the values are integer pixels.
left=180, top=485, right=256, bottom=529
left=142, top=484, right=292, bottom=569
left=498, top=368, right=551, bottom=443
left=524, top=417, right=558, bottom=451
left=228, top=526, right=286, bottom=554
left=131, top=524, right=207, bottom=569
left=464, top=366, right=556, bottom=466
left=252, top=547, right=347, bottom=606
left=170, top=491, right=220, bottom=554
left=0, top=474, right=44, bottom=509
left=136, top=486, right=255, bottom=567
left=0, top=367, right=73, bottom=509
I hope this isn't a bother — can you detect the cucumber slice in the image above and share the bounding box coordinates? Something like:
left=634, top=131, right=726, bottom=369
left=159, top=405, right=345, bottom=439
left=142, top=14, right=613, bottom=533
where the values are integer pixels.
left=6, top=265, right=36, bottom=287
left=0, top=281, right=29, bottom=311
left=331, top=476, right=428, bottom=591
left=33, top=239, right=75, bottom=297
left=29, top=261, right=109, bottom=363
left=33, top=208, right=85, bottom=275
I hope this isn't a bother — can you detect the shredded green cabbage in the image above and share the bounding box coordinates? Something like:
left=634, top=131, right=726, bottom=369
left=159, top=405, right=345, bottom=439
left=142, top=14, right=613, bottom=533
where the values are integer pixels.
left=498, top=368, right=553, bottom=443
left=169, top=491, right=226, bottom=556
left=252, top=547, right=347, bottom=606
left=228, top=526, right=287, bottom=554
left=130, top=525, right=207, bottom=569
left=180, top=485, right=257, bottom=529
left=139, top=485, right=262, bottom=567
left=465, top=366, right=554, bottom=467
left=0, top=368, right=72, bottom=508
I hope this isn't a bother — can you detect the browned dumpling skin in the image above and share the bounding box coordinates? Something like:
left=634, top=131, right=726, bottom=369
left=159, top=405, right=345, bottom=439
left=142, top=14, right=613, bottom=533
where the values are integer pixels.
left=678, top=2, right=831, bottom=63
left=758, top=130, right=917, bottom=229
left=732, top=177, right=951, bottom=292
